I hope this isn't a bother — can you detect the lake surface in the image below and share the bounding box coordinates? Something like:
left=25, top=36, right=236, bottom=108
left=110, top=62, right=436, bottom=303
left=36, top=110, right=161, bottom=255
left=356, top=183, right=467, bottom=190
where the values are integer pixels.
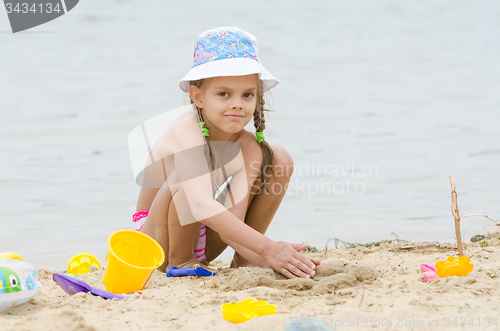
left=1, top=0, right=499, bottom=270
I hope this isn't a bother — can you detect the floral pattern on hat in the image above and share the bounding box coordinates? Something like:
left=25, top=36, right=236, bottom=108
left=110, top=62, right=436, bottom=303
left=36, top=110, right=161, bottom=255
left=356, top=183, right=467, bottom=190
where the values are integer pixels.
left=193, top=30, right=258, bottom=68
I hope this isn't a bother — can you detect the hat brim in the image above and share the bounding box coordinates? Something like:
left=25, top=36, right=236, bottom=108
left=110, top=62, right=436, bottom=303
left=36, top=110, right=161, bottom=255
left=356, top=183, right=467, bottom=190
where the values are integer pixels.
left=179, top=58, right=279, bottom=93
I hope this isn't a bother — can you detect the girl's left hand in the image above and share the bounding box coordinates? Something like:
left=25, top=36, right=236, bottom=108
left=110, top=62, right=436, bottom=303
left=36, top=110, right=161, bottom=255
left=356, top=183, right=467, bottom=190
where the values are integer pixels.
left=289, top=243, right=325, bottom=266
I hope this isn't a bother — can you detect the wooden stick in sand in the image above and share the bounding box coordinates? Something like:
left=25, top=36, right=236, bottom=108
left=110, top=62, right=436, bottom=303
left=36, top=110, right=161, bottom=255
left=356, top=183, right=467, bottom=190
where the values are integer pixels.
left=449, top=173, right=463, bottom=257
left=462, top=213, right=500, bottom=228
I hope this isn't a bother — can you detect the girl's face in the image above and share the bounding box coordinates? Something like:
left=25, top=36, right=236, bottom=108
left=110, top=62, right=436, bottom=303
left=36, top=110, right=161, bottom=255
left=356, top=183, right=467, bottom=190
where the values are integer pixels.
left=191, top=74, right=258, bottom=140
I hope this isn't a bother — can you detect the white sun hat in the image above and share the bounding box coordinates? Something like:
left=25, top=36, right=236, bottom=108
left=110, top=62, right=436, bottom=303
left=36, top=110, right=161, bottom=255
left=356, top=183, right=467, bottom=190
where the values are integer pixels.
left=179, top=27, right=280, bottom=93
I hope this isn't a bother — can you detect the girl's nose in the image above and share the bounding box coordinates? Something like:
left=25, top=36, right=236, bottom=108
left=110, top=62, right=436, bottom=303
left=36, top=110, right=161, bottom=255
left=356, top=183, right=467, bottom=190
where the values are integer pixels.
left=231, top=98, right=244, bottom=109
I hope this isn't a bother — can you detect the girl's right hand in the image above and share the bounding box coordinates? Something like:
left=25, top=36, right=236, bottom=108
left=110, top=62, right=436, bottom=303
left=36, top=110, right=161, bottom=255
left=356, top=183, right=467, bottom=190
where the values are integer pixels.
left=262, top=241, right=317, bottom=279
left=289, top=242, right=325, bottom=267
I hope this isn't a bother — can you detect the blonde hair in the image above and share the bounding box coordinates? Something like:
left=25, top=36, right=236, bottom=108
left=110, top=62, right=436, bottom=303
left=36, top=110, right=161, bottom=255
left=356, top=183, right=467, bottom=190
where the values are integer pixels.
left=187, top=77, right=276, bottom=203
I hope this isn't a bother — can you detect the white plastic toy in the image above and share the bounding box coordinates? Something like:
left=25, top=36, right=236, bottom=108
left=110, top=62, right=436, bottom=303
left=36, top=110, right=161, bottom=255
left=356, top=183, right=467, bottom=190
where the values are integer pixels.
left=0, top=253, right=43, bottom=309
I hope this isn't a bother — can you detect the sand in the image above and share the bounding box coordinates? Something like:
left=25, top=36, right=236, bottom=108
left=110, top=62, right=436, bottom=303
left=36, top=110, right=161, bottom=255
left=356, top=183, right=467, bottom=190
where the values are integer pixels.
left=1, top=228, right=499, bottom=331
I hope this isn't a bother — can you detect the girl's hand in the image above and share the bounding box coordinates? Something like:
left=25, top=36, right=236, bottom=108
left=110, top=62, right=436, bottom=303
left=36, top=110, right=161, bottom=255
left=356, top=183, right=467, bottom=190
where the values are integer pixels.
left=262, top=241, right=317, bottom=279
left=289, top=242, right=325, bottom=266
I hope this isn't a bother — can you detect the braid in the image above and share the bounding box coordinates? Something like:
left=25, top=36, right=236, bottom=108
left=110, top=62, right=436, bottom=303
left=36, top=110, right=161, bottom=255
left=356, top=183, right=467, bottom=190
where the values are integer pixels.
left=253, top=79, right=275, bottom=194
left=253, top=93, right=265, bottom=131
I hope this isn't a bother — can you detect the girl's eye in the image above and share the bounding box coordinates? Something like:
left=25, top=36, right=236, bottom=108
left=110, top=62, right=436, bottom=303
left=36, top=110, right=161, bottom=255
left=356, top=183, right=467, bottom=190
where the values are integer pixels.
left=244, top=93, right=254, bottom=98
left=219, top=92, right=228, bottom=97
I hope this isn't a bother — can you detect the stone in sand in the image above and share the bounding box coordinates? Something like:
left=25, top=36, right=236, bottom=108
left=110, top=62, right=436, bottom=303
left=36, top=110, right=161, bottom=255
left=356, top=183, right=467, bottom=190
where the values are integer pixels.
left=471, top=235, right=486, bottom=242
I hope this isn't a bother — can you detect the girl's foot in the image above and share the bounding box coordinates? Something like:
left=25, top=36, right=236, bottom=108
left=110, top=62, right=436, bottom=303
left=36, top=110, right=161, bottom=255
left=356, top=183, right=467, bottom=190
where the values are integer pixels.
left=230, top=254, right=259, bottom=268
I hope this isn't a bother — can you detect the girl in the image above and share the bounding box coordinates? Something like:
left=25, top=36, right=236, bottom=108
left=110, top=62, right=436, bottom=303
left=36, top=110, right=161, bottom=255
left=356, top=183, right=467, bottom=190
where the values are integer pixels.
left=133, top=27, right=323, bottom=279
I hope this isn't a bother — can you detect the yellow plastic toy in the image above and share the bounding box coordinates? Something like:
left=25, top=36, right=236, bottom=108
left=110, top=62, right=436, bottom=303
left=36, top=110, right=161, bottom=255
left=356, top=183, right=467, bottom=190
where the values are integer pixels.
left=102, top=230, right=165, bottom=294
left=67, top=253, right=101, bottom=275
left=435, top=256, right=474, bottom=278
left=0, top=252, right=25, bottom=261
left=221, top=298, right=277, bottom=324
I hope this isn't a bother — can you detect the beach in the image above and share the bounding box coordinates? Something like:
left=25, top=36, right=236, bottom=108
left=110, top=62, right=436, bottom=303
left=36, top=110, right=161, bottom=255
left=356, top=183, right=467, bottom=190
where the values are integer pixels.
left=1, top=228, right=499, bottom=330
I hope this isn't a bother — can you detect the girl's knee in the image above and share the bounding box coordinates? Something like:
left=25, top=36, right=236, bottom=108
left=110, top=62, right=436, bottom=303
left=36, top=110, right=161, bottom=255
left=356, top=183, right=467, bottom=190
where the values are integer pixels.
left=271, top=145, right=294, bottom=179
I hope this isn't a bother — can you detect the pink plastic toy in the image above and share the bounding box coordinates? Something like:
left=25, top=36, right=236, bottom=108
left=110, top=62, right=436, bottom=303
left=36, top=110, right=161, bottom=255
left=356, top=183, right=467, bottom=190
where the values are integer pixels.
left=419, top=264, right=439, bottom=282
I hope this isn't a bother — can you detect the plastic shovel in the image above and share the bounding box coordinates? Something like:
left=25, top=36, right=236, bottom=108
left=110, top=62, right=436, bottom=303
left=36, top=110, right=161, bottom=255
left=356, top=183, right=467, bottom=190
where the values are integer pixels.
left=166, top=266, right=217, bottom=277
left=53, top=273, right=129, bottom=300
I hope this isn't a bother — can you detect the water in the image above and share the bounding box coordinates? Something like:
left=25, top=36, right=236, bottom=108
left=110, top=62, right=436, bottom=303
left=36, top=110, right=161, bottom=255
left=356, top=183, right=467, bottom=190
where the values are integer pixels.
left=1, top=0, right=499, bottom=270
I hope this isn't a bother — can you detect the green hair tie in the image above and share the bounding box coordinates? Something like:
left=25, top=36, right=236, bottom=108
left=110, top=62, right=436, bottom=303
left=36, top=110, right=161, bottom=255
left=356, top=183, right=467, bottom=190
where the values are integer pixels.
left=255, top=131, right=264, bottom=143
left=199, top=122, right=209, bottom=137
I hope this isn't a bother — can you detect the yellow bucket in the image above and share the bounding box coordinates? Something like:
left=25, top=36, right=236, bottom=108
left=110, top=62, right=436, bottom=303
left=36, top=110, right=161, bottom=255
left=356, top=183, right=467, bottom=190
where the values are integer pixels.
left=102, top=229, right=165, bottom=294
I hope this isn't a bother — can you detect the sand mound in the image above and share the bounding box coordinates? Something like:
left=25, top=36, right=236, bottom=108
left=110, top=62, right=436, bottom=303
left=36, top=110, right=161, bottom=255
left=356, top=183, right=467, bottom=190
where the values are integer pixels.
left=203, top=261, right=379, bottom=294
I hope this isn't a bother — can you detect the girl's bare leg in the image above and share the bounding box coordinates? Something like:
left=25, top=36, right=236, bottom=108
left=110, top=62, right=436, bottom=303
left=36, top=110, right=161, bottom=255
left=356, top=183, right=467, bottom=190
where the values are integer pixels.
left=139, top=182, right=172, bottom=272
left=204, top=145, right=294, bottom=267
left=140, top=182, right=214, bottom=272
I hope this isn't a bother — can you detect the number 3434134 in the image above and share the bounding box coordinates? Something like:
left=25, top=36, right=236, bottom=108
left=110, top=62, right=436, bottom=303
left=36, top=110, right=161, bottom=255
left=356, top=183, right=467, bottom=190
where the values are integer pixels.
left=5, top=2, right=62, bottom=14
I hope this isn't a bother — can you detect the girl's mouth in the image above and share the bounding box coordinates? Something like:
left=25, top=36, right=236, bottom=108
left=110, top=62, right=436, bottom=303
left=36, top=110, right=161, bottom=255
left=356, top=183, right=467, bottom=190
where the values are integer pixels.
left=225, top=115, right=243, bottom=120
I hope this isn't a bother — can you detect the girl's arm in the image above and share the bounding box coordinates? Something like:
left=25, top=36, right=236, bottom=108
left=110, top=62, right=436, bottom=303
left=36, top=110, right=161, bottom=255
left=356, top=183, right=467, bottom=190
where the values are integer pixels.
left=201, top=209, right=315, bottom=278
left=218, top=235, right=324, bottom=268
left=135, top=124, right=175, bottom=211
left=219, top=234, right=269, bottom=267
left=172, top=116, right=316, bottom=278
